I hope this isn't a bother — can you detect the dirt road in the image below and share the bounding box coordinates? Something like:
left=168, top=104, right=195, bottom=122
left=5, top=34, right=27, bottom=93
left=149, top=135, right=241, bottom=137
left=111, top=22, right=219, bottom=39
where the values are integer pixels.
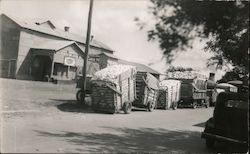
left=1, top=78, right=218, bottom=153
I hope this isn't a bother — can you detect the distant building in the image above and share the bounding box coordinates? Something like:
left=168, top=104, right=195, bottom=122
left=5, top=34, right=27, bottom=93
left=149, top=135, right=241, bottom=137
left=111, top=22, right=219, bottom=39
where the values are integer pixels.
left=0, top=14, right=115, bottom=81
left=98, top=52, right=118, bottom=69
left=117, top=59, right=160, bottom=79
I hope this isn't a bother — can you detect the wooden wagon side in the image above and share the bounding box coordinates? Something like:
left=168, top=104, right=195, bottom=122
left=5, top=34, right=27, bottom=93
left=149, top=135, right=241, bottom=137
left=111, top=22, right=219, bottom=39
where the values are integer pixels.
left=133, top=72, right=159, bottom=111
left=91, top=66, right=136, bottom=114
left=157, top=87, right=178, bottom=110
left=157, top=80, right=181, bottom=110
left=178, top=78, right=209, bottom=108
left=157, top=89, right=168, bottom=109
left=91, top=81, right=117, bottom=113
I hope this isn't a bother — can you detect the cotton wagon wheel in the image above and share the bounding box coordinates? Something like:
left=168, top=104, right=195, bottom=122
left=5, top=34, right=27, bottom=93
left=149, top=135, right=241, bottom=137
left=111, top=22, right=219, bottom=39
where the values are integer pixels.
left=154, top=101, right=158, bottom=109
left=147, top=101, right=155, bottom=112
left=123, top=102, right=132, bottom=114
left=192, top=102, right=197, bottom=109
left=172, top=102, right=178, bottom=110
left=205, top=97, right=210, bottom=108
left=109, top=108, right=116, bottom=114
left=76, top=89, right=84, bottom=102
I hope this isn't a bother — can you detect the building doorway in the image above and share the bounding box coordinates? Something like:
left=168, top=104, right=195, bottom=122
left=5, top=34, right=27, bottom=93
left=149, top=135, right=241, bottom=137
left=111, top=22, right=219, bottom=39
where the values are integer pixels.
left=31, top=55, right=52, bottom=81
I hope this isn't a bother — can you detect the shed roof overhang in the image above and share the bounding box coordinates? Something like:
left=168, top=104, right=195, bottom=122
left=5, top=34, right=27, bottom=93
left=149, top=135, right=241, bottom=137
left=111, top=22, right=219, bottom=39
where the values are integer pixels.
left=31, top=40, right=85, bottom=56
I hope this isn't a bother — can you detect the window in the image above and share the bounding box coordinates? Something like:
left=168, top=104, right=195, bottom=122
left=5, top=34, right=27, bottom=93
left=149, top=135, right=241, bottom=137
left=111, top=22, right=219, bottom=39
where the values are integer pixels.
left=53, top=63, right=68, bottom=77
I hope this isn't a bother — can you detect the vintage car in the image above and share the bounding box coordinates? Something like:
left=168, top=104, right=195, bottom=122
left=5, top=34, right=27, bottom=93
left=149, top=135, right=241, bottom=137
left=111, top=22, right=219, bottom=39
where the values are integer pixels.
left=210, top=83, right=238, bottom=106
left=201, top=83, right=248, bottom=152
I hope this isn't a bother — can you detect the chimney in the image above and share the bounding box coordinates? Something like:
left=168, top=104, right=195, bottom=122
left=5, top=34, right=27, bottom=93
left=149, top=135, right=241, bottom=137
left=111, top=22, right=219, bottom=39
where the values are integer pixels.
left=209, top=72, right=215, bottom=81
left=64, top=26, right=70, bottom=32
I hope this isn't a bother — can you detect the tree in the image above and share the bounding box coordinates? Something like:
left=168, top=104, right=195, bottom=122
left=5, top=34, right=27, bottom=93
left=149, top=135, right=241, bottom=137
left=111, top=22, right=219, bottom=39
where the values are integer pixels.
left=137, top=0, right=249, bottom=72
left=217, top=66, right=248, bottom=83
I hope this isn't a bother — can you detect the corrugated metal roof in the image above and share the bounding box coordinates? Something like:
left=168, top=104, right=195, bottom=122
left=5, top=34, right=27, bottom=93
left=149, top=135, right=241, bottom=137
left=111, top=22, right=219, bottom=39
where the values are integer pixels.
left=2, top=14, right=114, bottom=52
left=117, top=59, right=160, bottom=75
left=31, top=40, right=84, bottom=53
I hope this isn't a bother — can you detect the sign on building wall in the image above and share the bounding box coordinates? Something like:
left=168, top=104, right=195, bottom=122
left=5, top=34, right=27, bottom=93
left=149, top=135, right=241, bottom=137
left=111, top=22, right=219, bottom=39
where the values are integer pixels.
left=64, top=57, right=76, bottom=66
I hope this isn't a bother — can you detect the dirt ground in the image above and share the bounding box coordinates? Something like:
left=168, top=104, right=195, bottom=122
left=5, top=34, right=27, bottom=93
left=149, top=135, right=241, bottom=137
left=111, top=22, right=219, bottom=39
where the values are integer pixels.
left=0, top=78, right=242, bottom=153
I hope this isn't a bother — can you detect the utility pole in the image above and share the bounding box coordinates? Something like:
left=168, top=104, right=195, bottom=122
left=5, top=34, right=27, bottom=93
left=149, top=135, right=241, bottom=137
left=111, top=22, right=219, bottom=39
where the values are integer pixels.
left=82, top=0, right=94, bottom=103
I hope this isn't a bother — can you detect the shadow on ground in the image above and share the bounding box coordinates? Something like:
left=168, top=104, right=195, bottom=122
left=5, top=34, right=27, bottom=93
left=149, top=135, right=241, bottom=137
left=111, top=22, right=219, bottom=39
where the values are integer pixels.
left=53, top=99, right=122, bottom=114
left=34, top=127, right=214, bottom=153
left=53, top=99, right=153, bottom=114
left=34, top=126, right=248, bottom=153
left=51, top=99, right=94, bottom=113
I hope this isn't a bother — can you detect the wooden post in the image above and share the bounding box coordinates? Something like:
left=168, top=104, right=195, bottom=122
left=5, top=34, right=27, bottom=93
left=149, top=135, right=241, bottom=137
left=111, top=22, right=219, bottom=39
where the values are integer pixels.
left=81, top=0, right=94, bottom=103
left=50, top=59, right=54, bottom=79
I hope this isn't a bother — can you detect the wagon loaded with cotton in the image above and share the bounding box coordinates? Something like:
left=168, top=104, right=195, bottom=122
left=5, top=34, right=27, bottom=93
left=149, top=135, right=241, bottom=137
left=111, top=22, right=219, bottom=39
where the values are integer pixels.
left=167, top=71, right=209, bottom=108
left=91, top=65, right=136, bottom=114
left=157, top=79, right=181, bottom=110
left=132, top=72, right=160, bottom=111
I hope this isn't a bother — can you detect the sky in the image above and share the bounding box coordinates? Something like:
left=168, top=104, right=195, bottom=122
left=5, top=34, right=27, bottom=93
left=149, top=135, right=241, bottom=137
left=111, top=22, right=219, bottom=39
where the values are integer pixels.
left=0, top=0, right=226, bottom=80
